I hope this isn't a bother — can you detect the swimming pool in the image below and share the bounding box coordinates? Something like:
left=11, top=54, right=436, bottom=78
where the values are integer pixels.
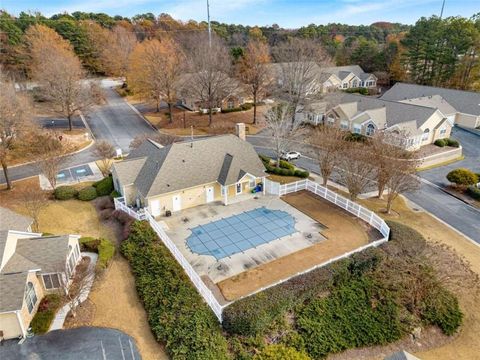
left=186, top=207, right=297, bottom=260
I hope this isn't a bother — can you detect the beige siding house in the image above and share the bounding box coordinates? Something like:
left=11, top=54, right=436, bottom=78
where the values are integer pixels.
left=112, top=134, right=266, bottom=217
left=324, top=94, right=453, bottom=150
left=0, top=229, right=81, bottom=340
left=381, top=83, right=480, bottom=129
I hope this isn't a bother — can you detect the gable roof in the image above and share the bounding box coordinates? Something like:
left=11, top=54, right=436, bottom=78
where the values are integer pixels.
left=0, top=234, right=73, bottom=274
left=381, top=83, right=480, bottom=116
left=120, top=135, right=266, bottom=198
left=339, top=94, right=439, bottom=129
left=399, top=94, right=457, bottom=116
left=0, top=207, right=33, bottom=232
left=0, top=272, right=29, bottom=312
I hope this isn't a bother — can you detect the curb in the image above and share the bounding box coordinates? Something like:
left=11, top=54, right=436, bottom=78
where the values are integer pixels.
left=125, top=102, right=159, bottom=132
left=455, top=125, right=480, bottom=137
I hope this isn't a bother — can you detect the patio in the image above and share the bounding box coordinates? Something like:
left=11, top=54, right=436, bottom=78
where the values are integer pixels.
left=159, top=195, right=326, bottom=284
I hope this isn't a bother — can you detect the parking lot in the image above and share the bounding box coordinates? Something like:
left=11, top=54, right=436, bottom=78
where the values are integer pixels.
left=0, top=327, right=141, bottom=360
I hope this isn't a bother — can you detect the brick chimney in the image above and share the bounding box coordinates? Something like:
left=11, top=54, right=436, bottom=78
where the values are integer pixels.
left=236, top=122, right=246, bottom=141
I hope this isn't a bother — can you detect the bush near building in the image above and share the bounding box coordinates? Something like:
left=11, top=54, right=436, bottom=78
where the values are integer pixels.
left=78, top=186, right=98, bottom=201
left=259, top=155, right=310, bottom=178
left=223, top=221, right=462, bottom=359
left=93, top=176, right=114, bottom=197
left=121, top=221, right=229, bottom=360
left=30, top=294, right=62, bottom=334
left=435, top=138, right=460, bottom=148
left=54, top=186, right=78, bottom=200
left=79, top=237, right=115, bottom=271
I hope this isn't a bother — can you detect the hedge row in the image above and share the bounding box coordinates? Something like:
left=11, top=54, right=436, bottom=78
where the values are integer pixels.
left=467, top=185, right=480, bottom=200
left=223, top=221, right=463, bottom=359
left=54, top=176, right=115, bottom=201
left=79, top=237, right=115, bottom=271
left=221, top=103, right=253, bottom=113
left=434, top=138, right=460, bottom=147
left=121, top=221, right=229, bottom=359
left=30, top=294, right=62, bottom=334
left=259, top=155, right=310, bottom=178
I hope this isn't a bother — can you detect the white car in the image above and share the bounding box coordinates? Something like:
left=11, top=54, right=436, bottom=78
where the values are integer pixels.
left=281, top=151, right=301, bottom=161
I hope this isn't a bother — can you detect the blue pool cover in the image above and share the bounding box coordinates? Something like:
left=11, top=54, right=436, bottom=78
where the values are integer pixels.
left=186, top=207, right=297, bottom=260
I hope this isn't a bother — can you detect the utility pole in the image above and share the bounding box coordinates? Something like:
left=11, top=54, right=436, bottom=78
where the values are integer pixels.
left=439, top=0, right=445, bottom=19
left=207, top=0, right=212, bottom=47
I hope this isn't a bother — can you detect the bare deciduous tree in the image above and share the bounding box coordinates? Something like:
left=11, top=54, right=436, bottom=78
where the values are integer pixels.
left=273, top=38, right=331, bottom=120
left=339, top=142, right=376, bottom=201
left=18, top=187, right=48, bottom=232
left=0, top=75, right=32, bottom=189
left=264, top=103, right=302, bottom=166
left=92, top=140, right=115, bottom=177
left=237, top=40, right=272, bottom=124
left=99, top=26, right=137, bottom=78
left=384, top=158, right=420, bottom=214
left=130, top=133, right=179, bottom=149
left=61, top=257, right=94, bottom=319
left=310, top=125, right=347, bottom=187
left=183, top=33, right=236, bottom=126
left=25, top=24, right=96, bottom=131
left=128, top=38, right=185, bottom=118
left=37, top=134, right=73, bottom=189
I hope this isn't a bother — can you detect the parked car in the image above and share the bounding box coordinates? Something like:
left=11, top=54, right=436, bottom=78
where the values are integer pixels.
left=281, top=151, right=301, bottom=161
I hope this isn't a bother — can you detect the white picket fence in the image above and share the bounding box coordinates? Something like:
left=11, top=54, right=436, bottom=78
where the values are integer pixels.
left=114, top=196, right=224, bottom=321
left=114, top=179, right=390, bottom=322
left=264, top=178, right=390, bottom=238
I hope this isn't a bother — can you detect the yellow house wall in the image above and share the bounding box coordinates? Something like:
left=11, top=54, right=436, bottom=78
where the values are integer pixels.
left=419, top=111, right=450, bottom=145
left=0, top=272, right=44, bottom=340
left=455, top=113, right=480, bottom=129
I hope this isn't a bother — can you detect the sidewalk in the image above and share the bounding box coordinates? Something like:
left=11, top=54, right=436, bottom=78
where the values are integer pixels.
left=49, top=252, right=98, bottom=331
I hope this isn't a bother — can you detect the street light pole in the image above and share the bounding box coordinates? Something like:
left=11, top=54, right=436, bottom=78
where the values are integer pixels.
left=207, top=0, right=212, bottom=47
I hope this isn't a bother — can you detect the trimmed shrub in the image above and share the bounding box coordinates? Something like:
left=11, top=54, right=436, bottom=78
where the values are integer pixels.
left=110, top=190, right=121, bottom=198
left=297, top=277, right=404, bottom=359
left=345, top=133, right=367, bottom=143
left=254, top=345, right=311, bottom=360
left=434, top=139, right=446, bottom=147
left=30, top=294, right=62, bottom=334
left=54, top=186, right=78, bottom=200
left=94, top=176, right=114, bottom=196
left=445, top=138, right=460, bottom=147
left=466, top=186, right=480, bottom=200
left=294, top=170, right=310, bottom=178
left=78, top=186, right=98, bottom=201
left=422, top=287, right=463, bottom=336
left=79, top=237, right=115, bottom=271
left=121, top=221, right=229, bottom=359
left=279, top=160, right=295, bottom=170
left=241, top=103, right=253, bottom=111
left=446, top=168, right=478, bottom=187
left=344, top=87, right=368, bottom=95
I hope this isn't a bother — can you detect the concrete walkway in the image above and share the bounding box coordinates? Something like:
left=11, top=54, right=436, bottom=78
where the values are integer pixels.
left=49, top=252, right=98, bottom=331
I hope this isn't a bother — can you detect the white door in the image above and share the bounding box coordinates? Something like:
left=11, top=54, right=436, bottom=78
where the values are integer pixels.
left=151, top=199, right=161, bottom=217
left=172, top=194, right=182, bottom=212
left=205, top=186, right=214, bottom=203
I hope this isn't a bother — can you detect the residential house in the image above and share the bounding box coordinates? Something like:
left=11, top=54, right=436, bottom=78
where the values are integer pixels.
left=0, top=230, right=81, bottom=340
left=177, top=73, right=248, bottom=112
left=381, top=83, right=480, bottom=129
left=324, top=94, right=452, bottom=150
left=112, top=132, right=266, bottom=217
left=270, top=63, right=377, bottom=96
left=0, top=207, right=33, bottom=232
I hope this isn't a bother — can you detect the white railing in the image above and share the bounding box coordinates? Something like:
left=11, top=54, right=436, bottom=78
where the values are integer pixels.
left=264, top=178, right=390, bottom=238
left=113, top=197, right=146, bottom=220
left=114, top=197, right=224, bottom=321
left=114, top=180, right=390, bottom=322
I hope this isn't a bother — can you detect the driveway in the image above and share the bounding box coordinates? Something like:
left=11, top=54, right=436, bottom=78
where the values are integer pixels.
left=0, top=327, right=141, bottom=360
left=418, top=127, right=480, bottom=187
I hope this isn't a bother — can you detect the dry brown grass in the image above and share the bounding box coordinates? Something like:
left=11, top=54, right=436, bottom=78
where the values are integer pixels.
left=217, top=191, right=377, bottom=301
left=266, top=174, right=304, bottom=184
left=145, top=106, right=265, bottom=135
left=354, top=195, right=480, bottom=360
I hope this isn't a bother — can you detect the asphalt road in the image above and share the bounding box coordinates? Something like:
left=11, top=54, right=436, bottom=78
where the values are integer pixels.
left=0, top=80, right=156, bottom=185
left=0, top=327, right=141, bottom=360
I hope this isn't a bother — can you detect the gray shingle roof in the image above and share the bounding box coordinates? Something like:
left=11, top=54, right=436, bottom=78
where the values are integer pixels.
left=384, top=350, right=421, bottom=360
left=1, top=235, right=71, bottom=274
left=0, top=207, right=33, bottom=232
left=323, top=65, right=367, bottom=78
left=381, top=83, right=480, bottom=116
left=126, top=135, right=266, bottom=198
left=0, top=272, right=28, bottom=312
left=341, top=94, right=438, bottom=128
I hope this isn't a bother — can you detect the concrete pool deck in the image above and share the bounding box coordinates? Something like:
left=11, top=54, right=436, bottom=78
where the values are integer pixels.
left=159, top=195, right=326, bottom=284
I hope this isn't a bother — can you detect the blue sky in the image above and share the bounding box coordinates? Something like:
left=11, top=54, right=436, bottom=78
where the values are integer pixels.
left=2, top=0, right=479, bottom=27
